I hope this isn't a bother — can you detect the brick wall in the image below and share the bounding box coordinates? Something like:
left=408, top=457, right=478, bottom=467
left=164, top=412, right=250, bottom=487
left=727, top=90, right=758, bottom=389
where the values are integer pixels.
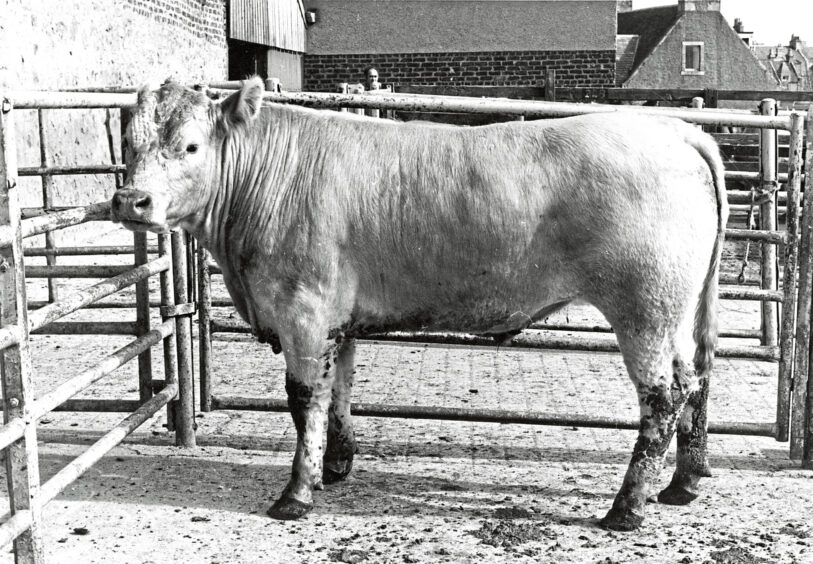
left=304, top=50, right=616, bottom=92
left=122, top=0, right=226, bottom=49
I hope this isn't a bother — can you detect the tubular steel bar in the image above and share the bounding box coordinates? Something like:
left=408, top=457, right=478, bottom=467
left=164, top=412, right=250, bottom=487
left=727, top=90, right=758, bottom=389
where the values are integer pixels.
left=0, top=511, right=34, bottom=555
left=801, top=109, right=813, bottom=466
left=26, top=255, right=170, bottom=332
left=31, top=321, right=174, bottom=419
left=24, top=265, right=133, bottom=278
left=0, top=419, right=26, bottom=453
left=245, top=90, right=795, bottom=130
left=759, top=100, right=779, bottom=349
left=135, top=233, right=153, bottom=406
left=159, top=234, right=179, bottom=432
left=210, top=396, right=776, bottom=437
left=39, top=382, right=178, bottom=506
left=31, top=321, right=137, bottom=335
left=209, top=319, right=779, bottom=361
left=779, top=112, right=805, bottom=448
left=24, top=245, right=158, bottom=256
left=37, top=109, right=58, bottom=303
left=170, top=231, right=196, bottom=447
left=18, top=164, right=126, bottom=177
left=198, top=248, right=213, bottom=412
left=793, top=108, right=813, bottom=458
left=0, top=201, right=111, bottom=246
left=0, top=98, right=45, bottom=561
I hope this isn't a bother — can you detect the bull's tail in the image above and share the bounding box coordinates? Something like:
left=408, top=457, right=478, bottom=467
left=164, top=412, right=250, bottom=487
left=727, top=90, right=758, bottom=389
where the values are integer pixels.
left=688, top=129, right=729, bottom=378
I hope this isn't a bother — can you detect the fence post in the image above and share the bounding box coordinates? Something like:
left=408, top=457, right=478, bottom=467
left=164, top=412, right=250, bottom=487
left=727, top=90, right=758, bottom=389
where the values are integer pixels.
left=759, top=99, right=779, bottom=349
left=1, top=98, right=45, bottom=562
left=171, top=231, right=196, bottom=447
left=198, top=247, right=212, bottom=412
left=36, top=110, right=58, bottom=303
left=338, top=83, right=349, bottom=112
left=780, top=112, right=804, bottom=450
left=803, top=108, right=813, bottom=467
left=158, top=234, right=179, bottom=431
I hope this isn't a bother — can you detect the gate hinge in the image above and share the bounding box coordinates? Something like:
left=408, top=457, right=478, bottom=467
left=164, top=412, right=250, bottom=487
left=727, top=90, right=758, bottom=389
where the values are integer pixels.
left=160, top=302, right=196, bottom=318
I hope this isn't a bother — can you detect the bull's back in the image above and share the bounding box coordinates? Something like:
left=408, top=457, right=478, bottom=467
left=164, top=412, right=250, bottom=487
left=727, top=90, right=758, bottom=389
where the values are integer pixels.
left=285, top=110, right=719, bottom=333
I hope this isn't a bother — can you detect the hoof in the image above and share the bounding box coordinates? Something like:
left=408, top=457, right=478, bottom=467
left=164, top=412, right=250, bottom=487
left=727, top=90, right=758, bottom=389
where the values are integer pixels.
left=657, top=484, right=699, bottom=506
left=322, top=459, right=353, bottom=485
left=599, top=507, right=644, bottom=532
left=267, top=496, right=313, bottom=520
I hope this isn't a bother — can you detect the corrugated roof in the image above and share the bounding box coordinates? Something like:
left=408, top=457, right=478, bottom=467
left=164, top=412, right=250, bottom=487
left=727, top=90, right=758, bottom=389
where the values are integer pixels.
left=617, top=5, right=680, bottom=78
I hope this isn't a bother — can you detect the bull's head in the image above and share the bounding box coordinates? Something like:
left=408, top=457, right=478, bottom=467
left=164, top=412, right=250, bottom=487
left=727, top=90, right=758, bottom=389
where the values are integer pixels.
left=111, top=77, right=265, bottom=233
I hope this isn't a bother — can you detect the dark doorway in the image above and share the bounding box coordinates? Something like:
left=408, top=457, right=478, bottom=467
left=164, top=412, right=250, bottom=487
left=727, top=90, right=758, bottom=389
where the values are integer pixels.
left=228, top=38, right=268, bottom=80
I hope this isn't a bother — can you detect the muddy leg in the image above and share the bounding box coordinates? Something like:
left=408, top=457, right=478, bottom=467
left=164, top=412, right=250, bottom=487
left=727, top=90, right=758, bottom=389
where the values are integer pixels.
left=658, top=374, right=712, bottom=505
left=601, top=363, right=692, bottom=531
left=268, top=339, right=339, bottom=521
left=324, top=338, right=357, bottom=485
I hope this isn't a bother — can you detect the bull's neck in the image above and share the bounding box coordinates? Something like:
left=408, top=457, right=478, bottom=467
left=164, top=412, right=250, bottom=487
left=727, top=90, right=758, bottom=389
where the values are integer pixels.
left=196, top=109, right=299, bottom=268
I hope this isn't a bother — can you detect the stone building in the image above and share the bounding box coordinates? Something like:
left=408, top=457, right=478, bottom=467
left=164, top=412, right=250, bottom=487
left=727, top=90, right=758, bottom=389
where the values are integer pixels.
left=302, top=0, right=618, bottom=92
left=754, top=36, right=813, bottom=91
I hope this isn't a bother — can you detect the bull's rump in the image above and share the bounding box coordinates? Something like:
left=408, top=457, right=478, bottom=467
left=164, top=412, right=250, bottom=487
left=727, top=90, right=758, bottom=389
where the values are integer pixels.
left=321, top=112, right=720, bottom=335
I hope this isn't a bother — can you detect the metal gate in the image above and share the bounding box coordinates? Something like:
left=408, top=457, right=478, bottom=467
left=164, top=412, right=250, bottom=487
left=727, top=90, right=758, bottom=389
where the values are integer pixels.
left=0, top=90, right=195, bottom=561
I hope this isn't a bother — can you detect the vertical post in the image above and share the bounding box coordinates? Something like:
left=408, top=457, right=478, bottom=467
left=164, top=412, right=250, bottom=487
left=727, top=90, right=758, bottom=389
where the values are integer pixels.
left=158, top=234, right=178, bottom=432
left=759, top=99, right=779, bottom=348
left=122, top=105, right=154, bottom=405
left=36, top=110, right=58, bottom=303
left=691, top=97, right=704, bottom=109
left=338, top=83, right=349, bottom=112
left=171, top=231, right=196, bottom=447
left=197, top=247, right=212, bottom=412
left=780, top=112, right=803, bottom=449
left=1, top=99, right=45, bottom=562
left=802, top=108, right=813, bottom=466
left=264, top=77, right=281, bottom=93
left=544, top=69, right=556, bottom=102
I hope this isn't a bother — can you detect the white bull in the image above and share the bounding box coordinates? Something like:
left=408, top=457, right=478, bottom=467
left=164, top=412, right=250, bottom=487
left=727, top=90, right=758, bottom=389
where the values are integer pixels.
left=111, top=78, right=727, bottom=531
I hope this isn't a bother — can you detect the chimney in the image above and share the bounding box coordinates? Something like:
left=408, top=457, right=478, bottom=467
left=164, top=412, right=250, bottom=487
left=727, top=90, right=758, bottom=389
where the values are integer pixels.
left=617, top=0, right=633, bottom=13
left=678, top=0, right=721, bottom=12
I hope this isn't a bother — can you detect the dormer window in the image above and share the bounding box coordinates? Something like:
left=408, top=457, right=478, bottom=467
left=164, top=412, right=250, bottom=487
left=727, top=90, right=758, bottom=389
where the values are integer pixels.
left=682, top=41, right=705, bottom=75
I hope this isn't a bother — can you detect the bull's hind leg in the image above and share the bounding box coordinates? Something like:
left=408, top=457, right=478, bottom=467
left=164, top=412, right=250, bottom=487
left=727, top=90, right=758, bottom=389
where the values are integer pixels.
left=658, top=374, right=713, bottom=505
left=268, top=329, right=340, bottom=520
left=323, top=338, right=358, bottom=484
left=600, top=333, right=695, bottom=531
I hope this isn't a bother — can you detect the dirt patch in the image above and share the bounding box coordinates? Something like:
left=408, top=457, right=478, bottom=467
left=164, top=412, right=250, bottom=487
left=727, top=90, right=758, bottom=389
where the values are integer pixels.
left=708, top=547, right=771, bottom=564
left=470, top=517, right=555, bottom=552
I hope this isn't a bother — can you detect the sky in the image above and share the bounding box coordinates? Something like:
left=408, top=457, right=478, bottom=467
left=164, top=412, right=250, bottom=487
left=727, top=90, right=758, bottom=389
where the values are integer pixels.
left=630, top=0, right=813, bottom=46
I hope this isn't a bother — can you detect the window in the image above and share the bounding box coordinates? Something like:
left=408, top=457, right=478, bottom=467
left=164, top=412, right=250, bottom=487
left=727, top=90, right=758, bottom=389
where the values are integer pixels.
left=682, top=41, right=704, bottom=75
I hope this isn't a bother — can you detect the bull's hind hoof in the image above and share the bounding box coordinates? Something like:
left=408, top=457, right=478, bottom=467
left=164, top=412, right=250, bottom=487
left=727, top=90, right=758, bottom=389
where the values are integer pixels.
left=657, top=484, right=699, bottom=506
left=267, top=496, right=313, bottom=520
left=599, top=507, right=644, bottom=531
left=322, top=459, right=354, bottom=485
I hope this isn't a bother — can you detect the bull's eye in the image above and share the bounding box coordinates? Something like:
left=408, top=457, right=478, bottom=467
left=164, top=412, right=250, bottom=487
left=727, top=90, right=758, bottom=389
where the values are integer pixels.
left=186, top=143, right=199, bottom=154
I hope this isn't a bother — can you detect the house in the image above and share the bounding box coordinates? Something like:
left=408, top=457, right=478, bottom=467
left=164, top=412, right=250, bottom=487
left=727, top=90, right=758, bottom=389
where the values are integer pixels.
left=616, top=0, right=778, bottom=91
left=302, top=0, right=618, bottom=92
left=754, top=36, right=813, bottom=91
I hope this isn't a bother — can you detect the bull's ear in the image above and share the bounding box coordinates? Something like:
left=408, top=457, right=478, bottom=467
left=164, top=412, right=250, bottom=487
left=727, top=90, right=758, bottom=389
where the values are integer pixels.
left=219, top=77, right=264, bottom=127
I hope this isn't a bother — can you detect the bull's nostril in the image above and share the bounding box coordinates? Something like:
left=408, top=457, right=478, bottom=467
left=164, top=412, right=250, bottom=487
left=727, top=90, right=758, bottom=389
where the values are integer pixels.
left=134, top=195, right=152, bottom=209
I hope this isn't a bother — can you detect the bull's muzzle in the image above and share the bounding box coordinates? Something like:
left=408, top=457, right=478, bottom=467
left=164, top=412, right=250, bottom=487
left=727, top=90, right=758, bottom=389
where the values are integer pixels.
left=111, top=189, right=154, bottom=225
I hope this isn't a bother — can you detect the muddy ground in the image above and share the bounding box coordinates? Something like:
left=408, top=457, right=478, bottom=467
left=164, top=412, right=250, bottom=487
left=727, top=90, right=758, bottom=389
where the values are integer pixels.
left=0, top=229, right=811, bottom=563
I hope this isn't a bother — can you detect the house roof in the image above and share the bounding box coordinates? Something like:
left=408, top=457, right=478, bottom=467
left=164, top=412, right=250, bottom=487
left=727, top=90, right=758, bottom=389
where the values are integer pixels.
left=615, top=35, right=640, bottom=85
left=617, top=5, right=680, bottom=79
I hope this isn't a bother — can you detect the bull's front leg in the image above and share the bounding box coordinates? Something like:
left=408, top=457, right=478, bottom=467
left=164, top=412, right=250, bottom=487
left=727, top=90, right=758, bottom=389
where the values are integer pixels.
left=268, top=334, right=340, bottom=520
left=600, top=360, right=693, bottom=531
left=323, top=337, right=358, bottom=484
left=658, top=374, right=713, bottom=505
